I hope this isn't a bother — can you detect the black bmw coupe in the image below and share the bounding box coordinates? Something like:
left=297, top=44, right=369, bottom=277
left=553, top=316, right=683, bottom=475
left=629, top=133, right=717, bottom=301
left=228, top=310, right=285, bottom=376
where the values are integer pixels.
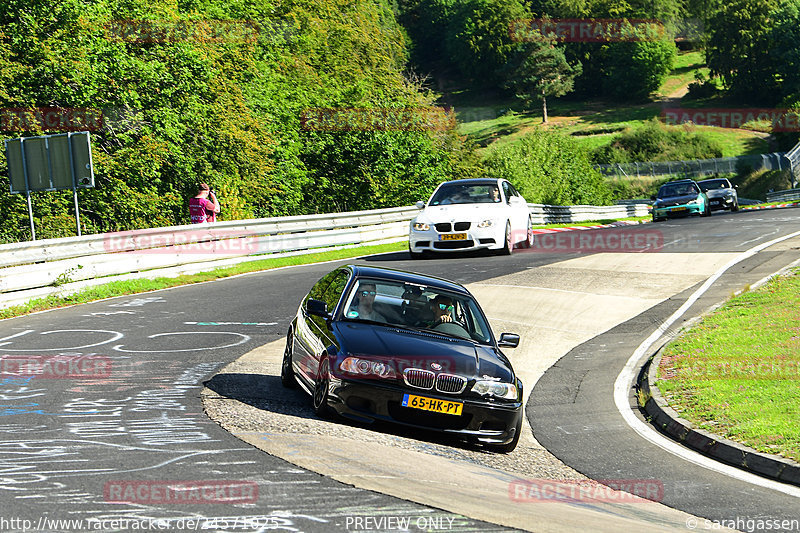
left=281, top=264, right=524, bottom=452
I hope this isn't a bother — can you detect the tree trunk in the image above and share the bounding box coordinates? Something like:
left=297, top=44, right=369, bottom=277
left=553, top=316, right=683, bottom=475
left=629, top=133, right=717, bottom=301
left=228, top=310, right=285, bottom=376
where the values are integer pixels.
left=542, top=92, right=548, bottom=123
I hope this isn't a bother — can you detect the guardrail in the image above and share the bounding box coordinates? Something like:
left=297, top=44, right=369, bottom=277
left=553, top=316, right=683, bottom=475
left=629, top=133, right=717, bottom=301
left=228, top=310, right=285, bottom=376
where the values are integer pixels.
left=784, top=141, right=800, bottom=184
left=0, top=202, right=650, bottom=308
left=766, top=188, right=800, bottom=202
left=528, top=203, right=648, bottom=224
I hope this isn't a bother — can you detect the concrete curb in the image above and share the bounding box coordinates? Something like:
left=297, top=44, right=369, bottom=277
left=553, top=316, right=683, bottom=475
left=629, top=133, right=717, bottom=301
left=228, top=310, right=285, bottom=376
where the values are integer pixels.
left=638, top=348, right=800, bottom=487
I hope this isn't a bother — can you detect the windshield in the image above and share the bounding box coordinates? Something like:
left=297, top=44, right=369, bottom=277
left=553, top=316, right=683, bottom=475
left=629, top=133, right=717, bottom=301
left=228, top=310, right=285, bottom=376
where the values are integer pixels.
left=698, top=179, right=730, bottom=191
left=658, top=183, right=697, bottom=198
left=341, top=278, right=493, bottom=344
left=429, top=183, right=501, bottom=206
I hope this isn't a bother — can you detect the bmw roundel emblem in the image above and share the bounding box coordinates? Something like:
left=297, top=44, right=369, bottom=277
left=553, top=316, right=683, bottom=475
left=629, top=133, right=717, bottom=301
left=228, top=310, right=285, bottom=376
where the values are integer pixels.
left=431, top=362, right=442, bottom=371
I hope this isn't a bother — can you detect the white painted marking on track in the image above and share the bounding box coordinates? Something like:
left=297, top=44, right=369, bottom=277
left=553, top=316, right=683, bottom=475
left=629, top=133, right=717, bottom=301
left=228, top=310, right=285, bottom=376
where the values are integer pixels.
left=739, top=228, right=779, bottom=247
left=0, top=330, right=123, bottom=351
left=112, top=332, right=250, bottom=353
left=0, top=330, right=35, bottom=346
left=614, top=229, right=800, bottom=498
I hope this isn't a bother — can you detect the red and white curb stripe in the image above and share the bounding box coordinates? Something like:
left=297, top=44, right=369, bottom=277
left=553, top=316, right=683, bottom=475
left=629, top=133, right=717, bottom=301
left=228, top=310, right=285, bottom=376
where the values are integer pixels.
left=531, top=220, right=647, bottom=236
left=743, top=202, right=800, bottom=210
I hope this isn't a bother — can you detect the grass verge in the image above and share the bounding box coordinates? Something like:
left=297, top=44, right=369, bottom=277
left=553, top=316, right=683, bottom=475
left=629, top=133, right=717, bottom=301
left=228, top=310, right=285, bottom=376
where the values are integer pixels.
left=655, top=269, right=800, bottom=462
left=0, top=242, right=406, bottom=320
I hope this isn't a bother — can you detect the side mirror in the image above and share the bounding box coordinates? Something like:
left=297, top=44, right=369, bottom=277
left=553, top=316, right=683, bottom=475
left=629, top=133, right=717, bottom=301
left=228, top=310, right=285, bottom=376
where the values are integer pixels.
left=415, top=201, right=425, bottom=209
left=306, top=299, right=330, bottom=319
left=734, top=184, right=739, bottom=189
left=498, top=333, right=520, bottom=348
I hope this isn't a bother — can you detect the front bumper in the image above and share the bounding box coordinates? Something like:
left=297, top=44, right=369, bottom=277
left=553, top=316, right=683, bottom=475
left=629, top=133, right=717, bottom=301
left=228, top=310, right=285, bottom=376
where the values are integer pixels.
left=409, top=226, right=503, bottom=253
left=327, top=378, right=523, bottom=445
left=653, top=204, right=703, bottom=219
left=708, top=196, right=735, bottom=210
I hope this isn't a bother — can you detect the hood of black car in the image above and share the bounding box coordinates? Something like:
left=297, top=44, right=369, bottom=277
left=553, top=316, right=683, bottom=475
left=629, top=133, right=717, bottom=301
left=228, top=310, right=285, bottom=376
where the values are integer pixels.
left=656, top=194, right=698, bottom=207
left=333, top=322, right=514, bottom=381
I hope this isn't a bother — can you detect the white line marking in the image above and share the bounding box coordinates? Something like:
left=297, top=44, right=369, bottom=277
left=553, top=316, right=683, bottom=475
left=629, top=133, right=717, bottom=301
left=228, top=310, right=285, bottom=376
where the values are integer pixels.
left=0, top=330, right=123, bottom=351
left=614, top=229, right=800, bottom=497
left=113, top=332, right=250, bottom=353
left=0, top=330, right=34, bottom=346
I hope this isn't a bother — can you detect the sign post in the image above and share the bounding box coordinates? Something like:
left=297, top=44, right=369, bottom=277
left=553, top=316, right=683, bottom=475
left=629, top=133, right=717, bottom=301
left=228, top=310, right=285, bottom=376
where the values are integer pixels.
left=4, top=131, right=95, bottom=240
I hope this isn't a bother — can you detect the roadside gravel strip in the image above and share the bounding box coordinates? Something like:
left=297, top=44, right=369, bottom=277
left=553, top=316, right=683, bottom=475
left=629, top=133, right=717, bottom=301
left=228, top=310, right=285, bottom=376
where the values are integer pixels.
left=202, top=251, right=740, bottom=532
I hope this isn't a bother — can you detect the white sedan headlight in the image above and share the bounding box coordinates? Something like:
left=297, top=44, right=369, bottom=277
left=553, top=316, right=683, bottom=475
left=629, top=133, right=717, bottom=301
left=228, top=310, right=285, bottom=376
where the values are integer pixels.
left=472, top=380, right=518, bottom=400
left=412, top=222, right=430, bottom=231
left=477, top=219, right=494, bottom=228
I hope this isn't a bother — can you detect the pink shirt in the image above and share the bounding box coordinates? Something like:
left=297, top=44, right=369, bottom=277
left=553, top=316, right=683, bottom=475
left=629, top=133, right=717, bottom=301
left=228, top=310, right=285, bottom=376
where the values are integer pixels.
left=189, top=197, right=215, bottom=223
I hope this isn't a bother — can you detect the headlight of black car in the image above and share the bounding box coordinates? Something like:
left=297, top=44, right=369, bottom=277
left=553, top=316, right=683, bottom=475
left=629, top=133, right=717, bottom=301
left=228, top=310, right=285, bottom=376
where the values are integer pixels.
left=472, top=379, right=519, bottom=400
left=340, top=356, right=397, bottom=379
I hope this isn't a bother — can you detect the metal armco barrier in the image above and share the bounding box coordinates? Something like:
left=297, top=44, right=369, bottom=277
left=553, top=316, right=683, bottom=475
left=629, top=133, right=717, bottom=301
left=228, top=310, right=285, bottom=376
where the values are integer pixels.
left=0, top=202, right=650, bottom=308
left=528, top=203, right=648, bottom=224
left=766, top=188, right=800, bottom=202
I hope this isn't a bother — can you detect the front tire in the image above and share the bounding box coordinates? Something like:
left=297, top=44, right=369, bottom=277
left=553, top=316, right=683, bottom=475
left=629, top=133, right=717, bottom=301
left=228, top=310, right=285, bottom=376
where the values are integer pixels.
left=732, top=199, right=739, bottom=212
left=500, top=221, right=513, bottom=255
left=280, top=330, right=297, bottom=388
left=520, top=217, right=534, bottom=248
left=312, top=357, right=332, bottom=417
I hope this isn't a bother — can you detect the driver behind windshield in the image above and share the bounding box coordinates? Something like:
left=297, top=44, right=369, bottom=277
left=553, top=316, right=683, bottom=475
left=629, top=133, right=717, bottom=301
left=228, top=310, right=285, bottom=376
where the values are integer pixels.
left=427, top=295, right=455, bottom=326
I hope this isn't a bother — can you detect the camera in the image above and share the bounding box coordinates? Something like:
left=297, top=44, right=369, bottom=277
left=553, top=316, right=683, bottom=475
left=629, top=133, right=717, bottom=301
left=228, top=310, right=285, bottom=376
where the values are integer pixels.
left=210, top=188, right=216, bottom=195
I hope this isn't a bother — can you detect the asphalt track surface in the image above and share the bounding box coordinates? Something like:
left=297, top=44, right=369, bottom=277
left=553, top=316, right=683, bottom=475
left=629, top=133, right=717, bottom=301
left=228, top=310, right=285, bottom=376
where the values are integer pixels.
left=0, top=207, right=798, bottom=532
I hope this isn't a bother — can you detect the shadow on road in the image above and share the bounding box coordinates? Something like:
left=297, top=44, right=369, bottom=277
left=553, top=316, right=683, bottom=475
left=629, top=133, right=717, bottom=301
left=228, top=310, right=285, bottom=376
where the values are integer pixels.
left=204, top=372, right=499, bottom=454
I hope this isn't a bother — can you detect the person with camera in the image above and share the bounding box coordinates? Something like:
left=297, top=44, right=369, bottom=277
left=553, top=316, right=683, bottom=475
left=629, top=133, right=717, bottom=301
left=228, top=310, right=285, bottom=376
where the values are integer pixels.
left=189, top=183, right=220, bottom=224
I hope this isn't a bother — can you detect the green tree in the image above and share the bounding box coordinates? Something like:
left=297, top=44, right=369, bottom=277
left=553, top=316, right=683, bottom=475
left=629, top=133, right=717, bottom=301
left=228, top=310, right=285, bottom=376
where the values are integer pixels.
left=504, top=40, right=582, bottom=122
left=483, top=130, right=612, bottom=205
left=769, top=0, right=800, bottom=104
left=0, top=0, right=473, bottom=242
left=705, top=0, right=780, bottom=102
left=443, top=0, right=530, bottom=83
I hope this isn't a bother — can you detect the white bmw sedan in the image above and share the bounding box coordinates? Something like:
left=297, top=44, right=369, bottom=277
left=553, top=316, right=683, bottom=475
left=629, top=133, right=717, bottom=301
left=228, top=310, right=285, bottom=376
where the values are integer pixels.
left=409, top=178, right=534, bottom=257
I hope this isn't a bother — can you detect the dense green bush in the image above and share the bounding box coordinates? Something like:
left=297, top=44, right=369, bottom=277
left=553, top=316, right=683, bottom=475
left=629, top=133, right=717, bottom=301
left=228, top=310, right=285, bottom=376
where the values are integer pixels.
left=483, top=130, right=612, bottom=205
left=592, top=120, right=724, bottom=163
left=0, top=0, right=472, bottom=242
left=0, top=0, right=628, bottom=243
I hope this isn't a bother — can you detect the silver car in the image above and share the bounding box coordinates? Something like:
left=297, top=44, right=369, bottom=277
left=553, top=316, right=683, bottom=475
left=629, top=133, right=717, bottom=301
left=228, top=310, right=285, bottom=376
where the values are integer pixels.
left=698, top=178, right=739, bottom=212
